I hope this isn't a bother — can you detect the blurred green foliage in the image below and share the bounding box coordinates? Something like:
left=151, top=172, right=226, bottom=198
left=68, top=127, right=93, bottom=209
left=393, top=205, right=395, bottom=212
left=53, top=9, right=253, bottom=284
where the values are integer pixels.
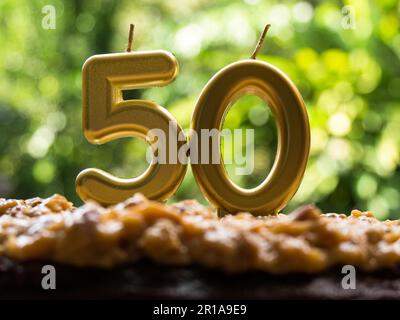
left=0, top=0, right=399, bottom=219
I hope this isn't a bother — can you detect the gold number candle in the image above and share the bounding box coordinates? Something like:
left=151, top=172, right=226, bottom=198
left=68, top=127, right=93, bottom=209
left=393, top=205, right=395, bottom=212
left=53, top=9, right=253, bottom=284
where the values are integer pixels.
left=191, top=25, right=310, bottom=216
left=76, top=25, right=187, bottom=205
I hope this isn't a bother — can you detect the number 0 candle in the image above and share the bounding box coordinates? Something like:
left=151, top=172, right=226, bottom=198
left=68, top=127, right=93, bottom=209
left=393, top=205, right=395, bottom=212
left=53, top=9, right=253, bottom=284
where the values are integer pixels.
left=191, top=24, right=310, bottom=216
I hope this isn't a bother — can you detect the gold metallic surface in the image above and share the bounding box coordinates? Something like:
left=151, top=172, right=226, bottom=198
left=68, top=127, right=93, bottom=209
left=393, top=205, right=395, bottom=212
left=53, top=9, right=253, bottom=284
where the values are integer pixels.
left=76, top=50, right=187, bottom=206
left=191, top=59, right=310, bottom=216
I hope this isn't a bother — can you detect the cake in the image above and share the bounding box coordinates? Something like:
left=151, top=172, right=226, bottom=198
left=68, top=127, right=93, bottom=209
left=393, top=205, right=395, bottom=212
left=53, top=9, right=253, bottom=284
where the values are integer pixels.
left=1, top=194, right=400, bottom=299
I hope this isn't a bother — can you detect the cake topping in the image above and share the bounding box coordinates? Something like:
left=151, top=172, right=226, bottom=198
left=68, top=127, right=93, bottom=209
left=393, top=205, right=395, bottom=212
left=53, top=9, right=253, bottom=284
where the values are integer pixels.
left=0, top=194, right=399, bottom=274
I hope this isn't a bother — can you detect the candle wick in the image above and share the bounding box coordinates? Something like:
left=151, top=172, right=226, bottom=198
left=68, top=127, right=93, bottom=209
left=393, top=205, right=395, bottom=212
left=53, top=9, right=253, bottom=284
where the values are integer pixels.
left=126, top=24, right=135, bottom=52
left=250, top=24, right=271, bottom=60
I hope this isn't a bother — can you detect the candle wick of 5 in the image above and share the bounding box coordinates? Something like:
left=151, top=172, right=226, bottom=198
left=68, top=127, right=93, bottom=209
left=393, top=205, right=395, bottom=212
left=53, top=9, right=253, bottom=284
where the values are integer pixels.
left=126, top=24, right=135, bottom=52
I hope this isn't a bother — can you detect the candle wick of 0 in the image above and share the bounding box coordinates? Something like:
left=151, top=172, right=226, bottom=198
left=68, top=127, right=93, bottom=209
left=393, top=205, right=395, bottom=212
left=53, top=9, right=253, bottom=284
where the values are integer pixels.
left=250, top=24, right=271, bottom=60
left=126, top=24, right=135, bottom=52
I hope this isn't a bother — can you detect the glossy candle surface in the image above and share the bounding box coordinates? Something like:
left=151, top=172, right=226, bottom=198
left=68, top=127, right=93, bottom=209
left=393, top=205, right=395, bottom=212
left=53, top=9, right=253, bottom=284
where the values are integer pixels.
left=76, top=50, right=187, bottom=205
left=191, top=59, right=310, bottom=216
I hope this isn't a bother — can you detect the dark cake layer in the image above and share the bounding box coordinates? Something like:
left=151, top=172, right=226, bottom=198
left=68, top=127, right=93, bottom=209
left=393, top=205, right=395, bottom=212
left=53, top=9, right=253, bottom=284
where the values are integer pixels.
left=1, top=257, right=400, bottom=300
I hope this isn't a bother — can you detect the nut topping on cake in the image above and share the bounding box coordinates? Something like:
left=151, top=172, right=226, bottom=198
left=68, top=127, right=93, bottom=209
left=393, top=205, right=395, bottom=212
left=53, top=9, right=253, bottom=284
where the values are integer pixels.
left=0, top=194, right=399, bottom=274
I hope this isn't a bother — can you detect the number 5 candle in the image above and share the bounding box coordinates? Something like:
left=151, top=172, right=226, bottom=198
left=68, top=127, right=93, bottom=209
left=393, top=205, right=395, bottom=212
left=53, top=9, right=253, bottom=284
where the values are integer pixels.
left=191, top=24, right=310, bottom=216
left=76, top=25, right=187, bottom=205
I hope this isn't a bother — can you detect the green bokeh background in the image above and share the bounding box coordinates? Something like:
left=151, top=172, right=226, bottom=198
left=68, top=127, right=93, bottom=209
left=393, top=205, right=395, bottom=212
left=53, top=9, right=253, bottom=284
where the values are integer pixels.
left=0, top=0, right=399, bottom=219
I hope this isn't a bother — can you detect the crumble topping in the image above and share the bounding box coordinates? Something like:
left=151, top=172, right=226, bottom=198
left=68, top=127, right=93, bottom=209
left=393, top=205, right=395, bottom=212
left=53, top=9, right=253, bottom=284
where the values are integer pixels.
left=1, top=194, right=400, bottom=274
